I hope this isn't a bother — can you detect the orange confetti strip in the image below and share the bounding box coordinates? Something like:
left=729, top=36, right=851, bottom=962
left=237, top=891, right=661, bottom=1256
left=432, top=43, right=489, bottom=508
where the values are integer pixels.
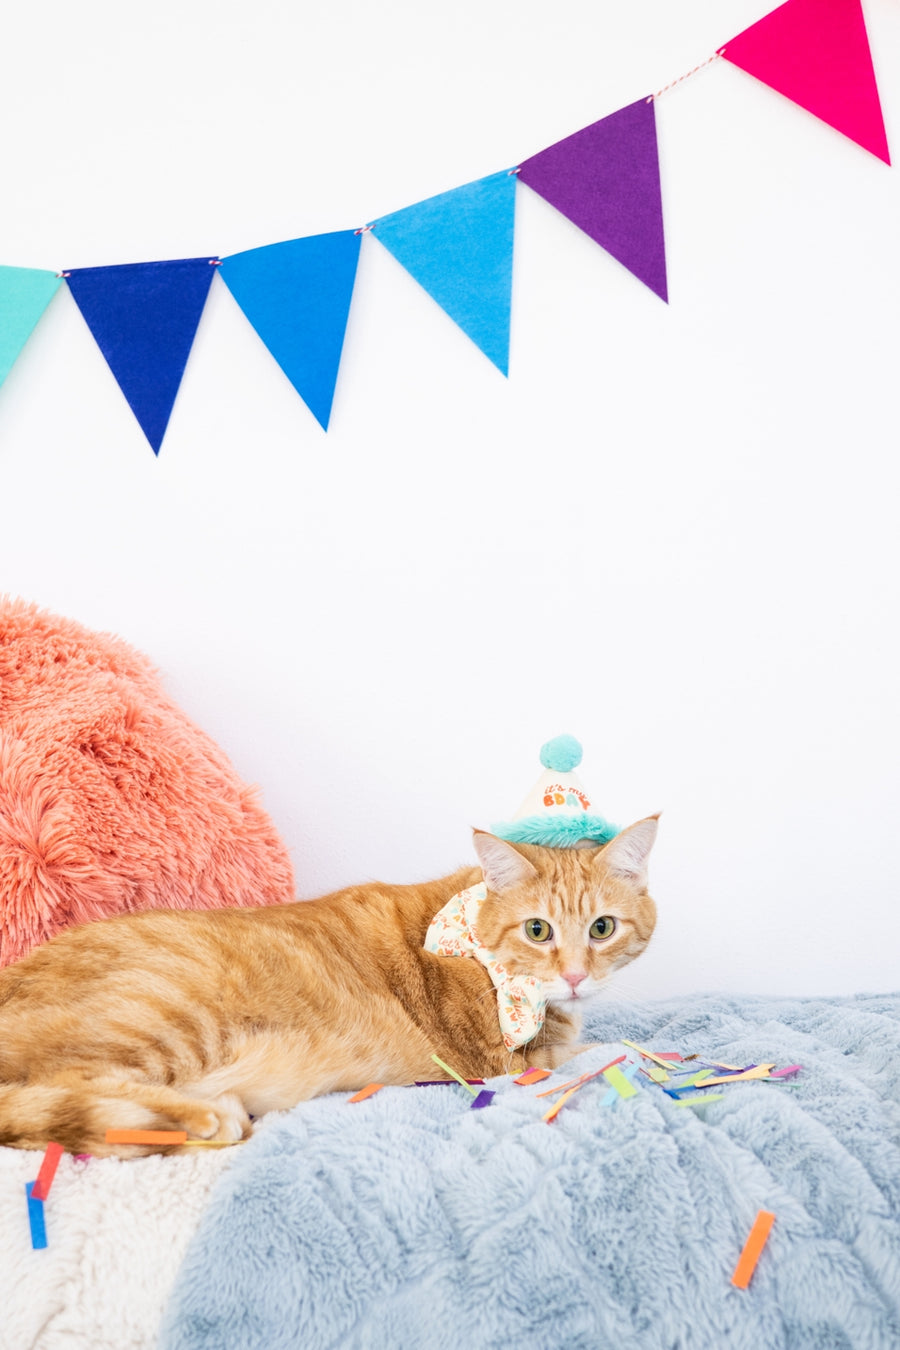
left=542, top=1087, right=579, bottom=1123
left=535, top=1055, right=626, bottom=1099
left=514, top=1067, right=552, bottom=1085
left=732, top=1210, right=775, bottom=1288
left=105, top=1130, right=188, bottom=1145
left=348, top=1083, right=384, bottom=1103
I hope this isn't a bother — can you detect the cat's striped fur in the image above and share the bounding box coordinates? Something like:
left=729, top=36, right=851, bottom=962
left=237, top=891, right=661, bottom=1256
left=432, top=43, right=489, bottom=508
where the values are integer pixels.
left=0, top=818, right=657, bottom=1156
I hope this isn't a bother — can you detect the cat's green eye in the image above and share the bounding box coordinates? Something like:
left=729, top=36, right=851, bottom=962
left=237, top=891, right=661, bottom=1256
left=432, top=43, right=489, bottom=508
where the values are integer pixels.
left=590, top=916, right=616, bottom=941
left=523, top=918, right=553, bottom=943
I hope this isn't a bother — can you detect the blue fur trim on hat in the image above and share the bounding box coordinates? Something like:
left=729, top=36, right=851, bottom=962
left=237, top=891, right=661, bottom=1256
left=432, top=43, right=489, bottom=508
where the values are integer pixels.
left=491, top=813, right=619, bottom=848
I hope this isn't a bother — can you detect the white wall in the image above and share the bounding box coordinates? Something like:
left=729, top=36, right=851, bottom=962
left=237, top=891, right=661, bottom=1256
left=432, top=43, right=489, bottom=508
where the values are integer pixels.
left=0, top=0, right=897, bottom=999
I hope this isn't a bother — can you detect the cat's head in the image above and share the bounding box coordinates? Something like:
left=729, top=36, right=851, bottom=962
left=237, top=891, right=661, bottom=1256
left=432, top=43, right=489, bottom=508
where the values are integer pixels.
left=471, top=817, right=658, bottom=1006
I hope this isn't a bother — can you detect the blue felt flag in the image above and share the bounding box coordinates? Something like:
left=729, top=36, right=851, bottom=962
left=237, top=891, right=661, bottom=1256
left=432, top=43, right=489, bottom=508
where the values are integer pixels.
left=0, top=266, right=61, bottom=388
left=219, top=230, right=361, bottom=432
left=65, top=257, right=217, bottom=454
left=371, top=169, right=518, bottom=375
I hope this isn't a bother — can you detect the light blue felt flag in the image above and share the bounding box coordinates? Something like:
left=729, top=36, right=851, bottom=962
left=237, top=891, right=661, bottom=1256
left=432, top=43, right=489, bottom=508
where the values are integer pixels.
left=219, top=230, right=361, bottom=432
left=371, top=169, right=517, bottom=375
left=0, top=266, right=61, bottom=388
left=65, top=257, right=217, bottom=455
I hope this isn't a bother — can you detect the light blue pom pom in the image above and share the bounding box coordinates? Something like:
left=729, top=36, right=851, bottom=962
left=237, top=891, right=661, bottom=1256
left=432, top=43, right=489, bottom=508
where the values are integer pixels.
left=539, top=734, right=583, bottom=773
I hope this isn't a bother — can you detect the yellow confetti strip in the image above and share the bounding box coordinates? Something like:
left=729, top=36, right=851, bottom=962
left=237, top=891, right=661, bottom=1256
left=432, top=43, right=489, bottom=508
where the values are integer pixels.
left=602, top=1065, right=639, bottom=1099
left=699, top=1064, right=775, bottom=1088
left=670, top=1069, right=714, bottom=1090
left=621, top=1040, right=679, bottom=1072
left=430, top=1053, right=478, bottom=1095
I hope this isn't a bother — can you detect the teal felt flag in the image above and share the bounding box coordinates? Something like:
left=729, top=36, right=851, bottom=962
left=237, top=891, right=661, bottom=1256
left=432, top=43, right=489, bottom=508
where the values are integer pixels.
left=65, top=257, right=217, bottom=455
left=219, top=231, right=361, bottom=432
left=371, top=169, right=518, bottom=375
left=0, top=266, right=61, bottom=388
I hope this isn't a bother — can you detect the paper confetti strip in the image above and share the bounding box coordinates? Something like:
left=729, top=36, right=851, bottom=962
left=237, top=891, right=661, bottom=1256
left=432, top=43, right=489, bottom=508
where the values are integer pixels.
left=31, top=1142, right=65, bottom=1201
left=543, top=1087, right=580, bottom=1123
left=514, top=1067, right=551, bottom=1085
left=414, top=1079, right=485, bottom=1086
left=25, top=1182, right=47, bottom=1250
left=602, top=1064, right=639, bottom=1099
left=536, top=1055, right=626, bottom=1099
left=770, top=1065, right=802, bottom=1079
left=697, top=1065, right=775, bottom=1088
left=600, top=1062, right=641, bottom=1105
left=430, top=1054, right=479, bottom=1095
left=675, top=1093, right=725, bottom=1109
left=471, top=1089, right=496, bottom=1110
left=732, top=1210, right=776, bottom=1288
left=621, top=1040, right=681, bottom=1072
left=181, top=1139, right=242, bottom=1148
left=348, top=1083, right=384, bottom=1103
left=105, top=1129, right=188, bottom=1145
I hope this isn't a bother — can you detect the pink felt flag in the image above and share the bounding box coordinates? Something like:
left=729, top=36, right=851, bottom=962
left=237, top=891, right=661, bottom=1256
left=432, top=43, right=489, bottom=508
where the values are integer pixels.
left=722, top=0, right=890, bottom=164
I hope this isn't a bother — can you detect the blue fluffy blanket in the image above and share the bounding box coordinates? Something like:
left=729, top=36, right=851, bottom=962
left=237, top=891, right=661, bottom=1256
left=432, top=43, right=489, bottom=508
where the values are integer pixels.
left=160, top=993, right=900, bottom=1349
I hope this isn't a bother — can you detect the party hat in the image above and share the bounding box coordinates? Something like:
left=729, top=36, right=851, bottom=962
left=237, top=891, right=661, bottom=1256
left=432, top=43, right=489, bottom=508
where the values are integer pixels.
left=491, top=735, right=619, bottom=848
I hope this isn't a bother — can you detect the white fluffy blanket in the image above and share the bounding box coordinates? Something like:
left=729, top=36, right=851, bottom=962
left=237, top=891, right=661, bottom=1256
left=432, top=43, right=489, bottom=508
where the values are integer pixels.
left=0, top=1146, right=234, bottom=1350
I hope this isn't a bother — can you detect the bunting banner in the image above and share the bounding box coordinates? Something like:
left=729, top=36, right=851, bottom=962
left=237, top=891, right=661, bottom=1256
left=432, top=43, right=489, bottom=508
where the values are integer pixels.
left=65, top=258, right=218, bottom=454
left=722, top=0, right=890, bottom=164
left=219, top=231, right=361, bottom=432
left=370, top=169, right=518, bottom=376
left=0, top=267, right=61, bottom=388
left=518, top=98, right=668, bottom=303
left=0, top=0, right=891, bottom=451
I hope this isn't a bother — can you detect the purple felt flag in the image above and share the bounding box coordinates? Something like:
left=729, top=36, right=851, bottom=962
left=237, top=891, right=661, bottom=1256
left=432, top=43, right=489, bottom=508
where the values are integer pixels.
left=518, top=99, right=668, bottom=302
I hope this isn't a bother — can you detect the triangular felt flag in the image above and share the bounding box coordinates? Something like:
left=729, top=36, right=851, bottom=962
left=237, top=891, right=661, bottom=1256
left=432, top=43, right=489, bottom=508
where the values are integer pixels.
left=65, top=257, right=217, bottom=454
left=0, top=266, right=61, bottom=388
left=371, top=169, right=517, bottom=375
left=518, top=99, right=668, bottom=302
left=219, top=230, right=361, bottom=431
left=722, top=0, right=890, bottom=164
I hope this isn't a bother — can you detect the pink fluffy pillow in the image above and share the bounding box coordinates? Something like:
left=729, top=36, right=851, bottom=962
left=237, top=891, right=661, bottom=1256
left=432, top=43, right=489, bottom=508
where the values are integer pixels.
left=0, top=596, right=295, bottom=966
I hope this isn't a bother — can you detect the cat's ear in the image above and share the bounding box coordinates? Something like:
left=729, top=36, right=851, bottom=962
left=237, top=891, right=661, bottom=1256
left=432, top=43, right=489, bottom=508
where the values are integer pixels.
left=599, top=814, right=659, bottom=886
left=472, top=830, right=538, bottom=891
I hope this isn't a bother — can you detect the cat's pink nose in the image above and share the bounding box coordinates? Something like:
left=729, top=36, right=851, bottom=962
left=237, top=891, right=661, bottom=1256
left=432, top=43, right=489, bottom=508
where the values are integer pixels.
left=562, top=972, right=587, bottom=993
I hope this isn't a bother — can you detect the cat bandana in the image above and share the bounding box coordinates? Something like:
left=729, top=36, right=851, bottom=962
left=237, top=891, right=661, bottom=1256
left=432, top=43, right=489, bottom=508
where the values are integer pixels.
left=424, top=883, right=546, bottom=1050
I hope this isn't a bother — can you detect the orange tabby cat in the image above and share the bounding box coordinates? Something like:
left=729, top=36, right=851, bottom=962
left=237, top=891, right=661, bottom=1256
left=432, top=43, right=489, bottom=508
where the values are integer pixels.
left=0, top=817, right=658, bottom=1156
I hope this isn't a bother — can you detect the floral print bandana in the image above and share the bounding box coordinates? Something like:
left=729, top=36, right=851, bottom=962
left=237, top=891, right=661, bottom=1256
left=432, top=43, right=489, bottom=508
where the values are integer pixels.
left=424, top=882, right=546, bottom=1050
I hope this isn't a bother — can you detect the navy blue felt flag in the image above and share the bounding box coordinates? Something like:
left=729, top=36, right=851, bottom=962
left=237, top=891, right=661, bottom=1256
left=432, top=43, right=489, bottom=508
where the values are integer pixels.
left=65, top=257, right=218, bottom=454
